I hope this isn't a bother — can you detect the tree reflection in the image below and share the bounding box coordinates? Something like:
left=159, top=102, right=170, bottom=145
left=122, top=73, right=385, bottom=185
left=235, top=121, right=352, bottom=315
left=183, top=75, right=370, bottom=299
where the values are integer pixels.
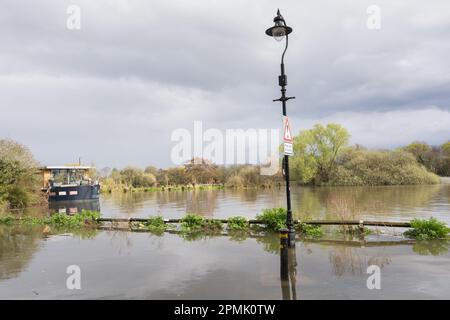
left=0, top=226, right=42, bottom=279
left=412, top=240, right=450, bottom=256
left=292, top=185, right=442, bottom=220
left=279, top=233, right=297, bottom=300
left=329, top=246, right=391, bottom=277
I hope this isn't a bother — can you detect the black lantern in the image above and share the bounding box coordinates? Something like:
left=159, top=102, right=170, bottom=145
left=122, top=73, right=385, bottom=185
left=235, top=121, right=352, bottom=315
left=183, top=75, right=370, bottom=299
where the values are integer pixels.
left=265, top=9, right=293, bottom=41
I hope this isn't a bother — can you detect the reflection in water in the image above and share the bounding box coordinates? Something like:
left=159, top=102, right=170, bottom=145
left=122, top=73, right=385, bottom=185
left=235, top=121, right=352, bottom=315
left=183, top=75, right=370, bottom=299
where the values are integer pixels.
left=1, top=226, right=450, bottom=299
left=328, top=246, right=391, bottom=277
left=292, top=184, right=444, bottom=221
left=48, top=199, right=100, bottom=214
left=0, top=226, right=42, bottom=280
left=412, top=240, right=450, bottom=256
left=280, top=234, right=297, bottom=300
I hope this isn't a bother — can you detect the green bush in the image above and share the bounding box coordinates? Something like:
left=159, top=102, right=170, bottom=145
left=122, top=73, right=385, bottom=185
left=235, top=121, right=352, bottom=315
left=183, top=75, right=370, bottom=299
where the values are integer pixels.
left=180, top=214, right=222, bottom=233
left=19, top=210, right=100, bottom=228
left=49, top=210, right=100, bottom=227
left=181, top=214, right=205, bottom=232
left=256, top=208, right=287, bottom=231
left=227, top=216, right=248, bottom=231
left=2, top=185, right=30, bottom=208
left=296, top=223, right=323, bottom=238
left=328, top=149, right=440, bottom=186
left=0, top=140, right=41, bottom=209
left=404, top=218, right=450, bottom=240
left=0, top=215, right=14, bottom=225
left=144, top=216, right=167, bottom=233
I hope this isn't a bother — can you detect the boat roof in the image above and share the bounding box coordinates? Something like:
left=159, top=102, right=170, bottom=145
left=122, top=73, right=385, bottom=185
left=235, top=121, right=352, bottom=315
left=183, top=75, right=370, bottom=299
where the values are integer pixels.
left=42, top=166, right=94, bottom=170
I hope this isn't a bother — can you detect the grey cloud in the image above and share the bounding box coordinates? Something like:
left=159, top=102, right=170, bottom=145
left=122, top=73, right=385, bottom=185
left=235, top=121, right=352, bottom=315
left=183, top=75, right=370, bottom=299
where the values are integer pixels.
left=1, top=0, right=449, bottom=168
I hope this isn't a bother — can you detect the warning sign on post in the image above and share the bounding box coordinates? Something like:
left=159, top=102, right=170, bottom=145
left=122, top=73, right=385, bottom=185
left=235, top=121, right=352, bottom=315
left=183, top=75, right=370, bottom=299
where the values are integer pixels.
left=283, top=142, right=293, bottom=156
left=282, top=116, right=294, bottom=156
left=282, top=116, right=293, bottom=142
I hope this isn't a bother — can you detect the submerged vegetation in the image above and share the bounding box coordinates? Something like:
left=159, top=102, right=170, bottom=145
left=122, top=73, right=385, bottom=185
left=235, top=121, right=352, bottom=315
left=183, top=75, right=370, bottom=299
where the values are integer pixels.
left=256, top=208, right=288, bottom=231
left=404, top=218, right=450, bottom=240
left=144, top=216, right=167, bottom=234
left=24, top=210, right=99, bottom=228
left=296, top=222, right=323, bottom=238
left=180, top=213, right=222, bottom=234
left=227, top=216, right=249, bottom=231
left=2, top=209, right=450, bottom=247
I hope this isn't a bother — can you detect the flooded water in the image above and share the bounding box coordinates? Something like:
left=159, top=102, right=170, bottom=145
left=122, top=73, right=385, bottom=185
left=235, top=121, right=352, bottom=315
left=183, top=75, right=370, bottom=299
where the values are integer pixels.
left=96, top=184, right=450, bottom=223
left=1, top=184, right=450, bottom=299
left=1, top=226, right=449, bottom=299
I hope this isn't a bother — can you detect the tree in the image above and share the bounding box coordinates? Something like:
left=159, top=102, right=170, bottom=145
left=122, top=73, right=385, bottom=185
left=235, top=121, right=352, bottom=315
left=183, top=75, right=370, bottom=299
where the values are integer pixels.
left=144, top=165, right=158, bottom=176
left=166, top=167, right=189, bottom=185
left=403, top=142, right=432, bottom=166
left=291, top=123, right=350, bottom=184
left=0, top=139, right=40, bottom=208
left=442, top=141, right=450, bottom=157
left=184, top=158, right=219, bottom=184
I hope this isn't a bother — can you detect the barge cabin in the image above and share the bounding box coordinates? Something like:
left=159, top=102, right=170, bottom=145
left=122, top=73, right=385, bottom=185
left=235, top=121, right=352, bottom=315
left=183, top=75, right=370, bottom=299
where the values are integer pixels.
left=41, top=166, right=100, bottom=201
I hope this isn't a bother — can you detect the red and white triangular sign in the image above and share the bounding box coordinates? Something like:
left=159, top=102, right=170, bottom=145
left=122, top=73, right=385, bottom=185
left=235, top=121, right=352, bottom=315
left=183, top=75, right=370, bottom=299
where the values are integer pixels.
left=282, top=116, right=293, bottom=142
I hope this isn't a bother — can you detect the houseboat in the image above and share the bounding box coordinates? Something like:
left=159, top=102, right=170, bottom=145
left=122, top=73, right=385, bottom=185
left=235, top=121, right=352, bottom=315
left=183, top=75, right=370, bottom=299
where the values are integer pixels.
left=41, top=166, right=100, bottom=201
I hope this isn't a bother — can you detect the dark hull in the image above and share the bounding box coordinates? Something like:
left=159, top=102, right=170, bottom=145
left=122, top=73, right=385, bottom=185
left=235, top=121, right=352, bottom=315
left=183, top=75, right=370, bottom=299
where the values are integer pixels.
left=48, top=185, right=100, bottom=202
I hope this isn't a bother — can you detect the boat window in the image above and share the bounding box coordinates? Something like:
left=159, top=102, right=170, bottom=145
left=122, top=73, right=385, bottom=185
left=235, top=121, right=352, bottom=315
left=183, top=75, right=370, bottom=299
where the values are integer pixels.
left=51, top=169, right=87, bottom=185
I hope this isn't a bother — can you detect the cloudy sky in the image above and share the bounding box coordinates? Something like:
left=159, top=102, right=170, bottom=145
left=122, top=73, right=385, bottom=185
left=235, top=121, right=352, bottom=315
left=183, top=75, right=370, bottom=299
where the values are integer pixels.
left=1, top=0, right=449, bottom=168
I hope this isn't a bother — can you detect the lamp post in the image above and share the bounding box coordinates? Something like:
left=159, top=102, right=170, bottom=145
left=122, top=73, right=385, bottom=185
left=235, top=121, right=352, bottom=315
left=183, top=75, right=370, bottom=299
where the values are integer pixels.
left=266, top=9, right=296, bottom=246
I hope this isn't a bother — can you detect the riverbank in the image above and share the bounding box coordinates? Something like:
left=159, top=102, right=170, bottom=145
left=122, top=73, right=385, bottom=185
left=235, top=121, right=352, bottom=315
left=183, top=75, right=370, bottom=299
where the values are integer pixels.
left=100, top=183, right=226, bottom=194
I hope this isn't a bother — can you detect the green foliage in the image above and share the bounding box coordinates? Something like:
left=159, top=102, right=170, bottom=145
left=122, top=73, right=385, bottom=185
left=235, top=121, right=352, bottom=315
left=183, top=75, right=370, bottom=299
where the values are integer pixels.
left=118, top=167, right=156, bottom=188
left=328, top=149, right=440, bottom=186
left=296, top=223, right=323, bottom=238
left=256, top=208, right=287, bottom=231
left=10, top=210, right=102, bottom=228
left=290, top=123, right=350, bottom=184
left=1, top=185, right=30, bottom=208
left=400, top=141, right=450, bottom=177
left=289, top=123, right=443, bottom=186
left=144, top=216, right=167, bottom=234
left=404, top=218, right=450, bottom=240
left=180, top=214, right=222, bottom=234
left=48, top=210, right=100, bottom=228
left=403, top=142, right=432, bottom=165
left=0, top=139, right=41, bottom=209
left=227, top=216, right=248, bottom=231
left=0, top=215, right=14, bottom=225
left=442, top=141, right=450, bottom=157
left=181, top=213, right=205, bottom=232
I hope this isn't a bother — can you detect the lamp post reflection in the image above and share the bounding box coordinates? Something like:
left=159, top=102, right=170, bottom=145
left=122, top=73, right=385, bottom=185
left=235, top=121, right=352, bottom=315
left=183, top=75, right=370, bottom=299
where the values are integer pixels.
left=279, top=228, right=297, bottom=300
